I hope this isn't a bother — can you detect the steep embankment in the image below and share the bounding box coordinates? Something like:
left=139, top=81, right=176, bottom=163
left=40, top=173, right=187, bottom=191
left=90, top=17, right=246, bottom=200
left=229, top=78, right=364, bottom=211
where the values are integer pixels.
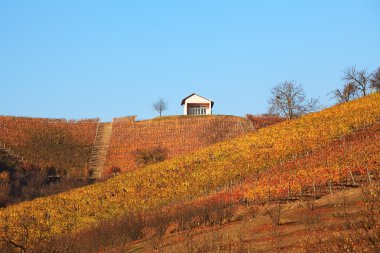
left=0, top=93, right=379, bottom=249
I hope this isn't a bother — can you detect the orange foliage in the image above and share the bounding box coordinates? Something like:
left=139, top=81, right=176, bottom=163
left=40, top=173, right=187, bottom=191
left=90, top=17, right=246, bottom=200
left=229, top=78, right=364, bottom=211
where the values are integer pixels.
left=106, top=115, right=252, bottom=171
left=243, top=123, right=380, bottom=201
left=0, top=116, right=98, bottom=172
left=0, top=93, right=379, bottom=248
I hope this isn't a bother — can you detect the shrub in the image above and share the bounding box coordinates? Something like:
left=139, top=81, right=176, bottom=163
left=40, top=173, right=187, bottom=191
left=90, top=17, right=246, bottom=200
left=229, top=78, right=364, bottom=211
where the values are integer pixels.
left=134, top=146, right=168, bottom=167
left=107, top=166, right=121, bottom=177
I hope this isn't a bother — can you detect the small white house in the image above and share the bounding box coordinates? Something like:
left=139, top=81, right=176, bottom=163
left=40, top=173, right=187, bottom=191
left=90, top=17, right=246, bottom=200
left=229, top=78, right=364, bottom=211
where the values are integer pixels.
left=181, top=93, right=214, bottom=115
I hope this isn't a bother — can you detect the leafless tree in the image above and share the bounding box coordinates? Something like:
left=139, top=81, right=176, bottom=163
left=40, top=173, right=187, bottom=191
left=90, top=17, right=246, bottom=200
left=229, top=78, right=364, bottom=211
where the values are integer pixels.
left=330, top=82, right=357, bottom=104
left=343, top=66, right=371, bottom=96
left=152, top=98, right=168, bottom=117
left=268, top=81, right=319, bottom=119
left=370, top=67, right=380, bottom=92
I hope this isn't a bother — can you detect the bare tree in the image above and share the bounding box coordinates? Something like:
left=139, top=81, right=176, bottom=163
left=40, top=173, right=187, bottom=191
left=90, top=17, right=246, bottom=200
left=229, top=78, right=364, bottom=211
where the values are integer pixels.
left=152, top=98, right=168, bottom=117
left=268, top=81, right=319, bottom=119
left=343, top=66, right=371, bottom=96
left=370, top=67, right=380, bottom=92
left=330, top=82, right=357, bottom=104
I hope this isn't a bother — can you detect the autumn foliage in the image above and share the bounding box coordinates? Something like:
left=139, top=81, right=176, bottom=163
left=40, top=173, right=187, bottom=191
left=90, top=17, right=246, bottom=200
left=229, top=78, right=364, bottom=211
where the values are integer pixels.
left=0, top=117, right=98, bottom=175
left=0, top=93, right=380, bottom=251
left=241, top=121, right=380, bottom=201
left=105, top=115, right=253, bottom=171
left=246, top=114, right=285, bottom=129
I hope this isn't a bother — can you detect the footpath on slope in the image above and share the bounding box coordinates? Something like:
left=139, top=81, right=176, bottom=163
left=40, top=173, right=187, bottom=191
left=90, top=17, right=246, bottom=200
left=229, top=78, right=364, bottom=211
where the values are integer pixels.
left=89, top=122, right=113, bottom=179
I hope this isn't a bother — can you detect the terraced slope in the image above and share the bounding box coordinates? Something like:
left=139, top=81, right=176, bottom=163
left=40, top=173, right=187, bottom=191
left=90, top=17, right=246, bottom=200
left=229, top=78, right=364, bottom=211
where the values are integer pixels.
left=0, top=93, right=379, bottom=250
left=0, top=117, right=98, bottom=173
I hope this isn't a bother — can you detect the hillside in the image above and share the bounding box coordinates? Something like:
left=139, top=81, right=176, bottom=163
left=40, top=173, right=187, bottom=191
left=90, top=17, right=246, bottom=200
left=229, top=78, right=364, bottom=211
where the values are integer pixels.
left=0, top=117, right=98, bottom=175
left=64, top=118, right=380, bottom=252
left=0, top=115, right=256, bottom=177
left=0, top=93, right=379, bottom=252
left=0, top=114, right=259, bottom=207
left=106, top=115, right=253, bottom=172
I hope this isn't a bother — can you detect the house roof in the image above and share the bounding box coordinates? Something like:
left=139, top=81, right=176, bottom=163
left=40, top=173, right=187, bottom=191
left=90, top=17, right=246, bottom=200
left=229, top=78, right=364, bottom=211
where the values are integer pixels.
left=181, top=93, right=214, bottom=108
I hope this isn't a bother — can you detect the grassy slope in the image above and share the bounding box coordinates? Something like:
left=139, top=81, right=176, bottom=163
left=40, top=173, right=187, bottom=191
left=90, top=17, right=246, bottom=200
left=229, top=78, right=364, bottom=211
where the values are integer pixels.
left=1, top=93, right=380, bottom=240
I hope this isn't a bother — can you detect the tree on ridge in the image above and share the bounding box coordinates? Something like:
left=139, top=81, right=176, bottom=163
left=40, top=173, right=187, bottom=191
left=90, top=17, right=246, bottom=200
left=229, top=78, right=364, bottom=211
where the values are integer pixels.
left=343, top=66, right=371, bottom=97
left=152, top=98, right=168, bottom=117
left=268, top=81, right=319, bottom=119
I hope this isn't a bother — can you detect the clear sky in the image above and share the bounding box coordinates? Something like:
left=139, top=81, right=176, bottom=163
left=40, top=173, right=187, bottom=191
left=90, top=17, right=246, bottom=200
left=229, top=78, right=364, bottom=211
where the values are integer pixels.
left=1, top=1, right=379, bottom=121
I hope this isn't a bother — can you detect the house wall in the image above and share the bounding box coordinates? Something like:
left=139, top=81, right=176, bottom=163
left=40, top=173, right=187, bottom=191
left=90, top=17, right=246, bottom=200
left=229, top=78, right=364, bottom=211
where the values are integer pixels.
left=183, top=95, right=212, bottom=115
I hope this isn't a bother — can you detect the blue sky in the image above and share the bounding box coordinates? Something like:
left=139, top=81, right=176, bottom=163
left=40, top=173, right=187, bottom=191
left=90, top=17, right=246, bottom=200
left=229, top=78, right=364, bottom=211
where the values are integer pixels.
left=1, top=1, right=379, bottom=121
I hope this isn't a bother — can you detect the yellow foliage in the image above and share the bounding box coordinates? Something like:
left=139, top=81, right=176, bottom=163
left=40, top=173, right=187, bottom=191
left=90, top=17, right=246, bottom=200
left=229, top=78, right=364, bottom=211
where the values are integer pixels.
left=1, top=93, right=380, bottom=245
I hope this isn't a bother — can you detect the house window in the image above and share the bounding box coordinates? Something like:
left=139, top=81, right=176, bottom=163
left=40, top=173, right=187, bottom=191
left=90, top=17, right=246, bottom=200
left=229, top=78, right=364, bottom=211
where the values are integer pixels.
left=188, top=106, right=207, bottom=115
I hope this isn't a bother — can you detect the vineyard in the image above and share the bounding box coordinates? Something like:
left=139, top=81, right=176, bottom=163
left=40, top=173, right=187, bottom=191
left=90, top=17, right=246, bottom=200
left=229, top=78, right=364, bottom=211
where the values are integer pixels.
left=184, top=119, right=380, bottom=208
left=0, top=115, right=259, bottom=178
left=0, top=116, right=98, bottom=175
left=242, top=122, right=380, bottom=201
left=0, top=92, right=379, bottom=252
left=106, top=115, right=254, bottom=171
left=246, top=114, right=285, bottom=129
